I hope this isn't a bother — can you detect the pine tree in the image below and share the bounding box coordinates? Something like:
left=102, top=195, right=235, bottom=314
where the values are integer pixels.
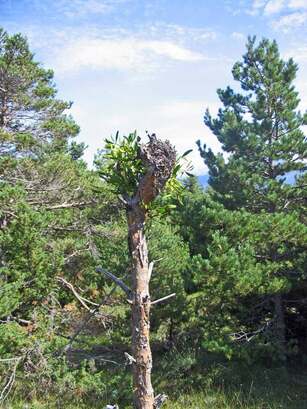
left=0, top=27, right=79, bottom=160
left=0, top=29, right=121, bottom=397
left=198, top=36, right=306, bottom=212
left=196, top=37, right=307, bottom=361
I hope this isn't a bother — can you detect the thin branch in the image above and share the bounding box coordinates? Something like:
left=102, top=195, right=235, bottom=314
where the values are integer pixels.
left=229, top=320, right=272, bottom=343
left=151, top=293, right=176, bottom=305
left=0, top=317, right=32, bottom=325
left=44, top=200, right=98, bottom=210
left=148, top=261, right=154, bottom=281
left=147, top=258, right=163, bottom=281
left=153, top=258, right=164, bottom=263
left=56, top=277, right=99, bottom=311
left=0, top=357, right=21, bottom=363
left=96, top=267, right=132, bottom=297
left=124, top=352, right=136, bottom=365
left=92, top=356, right=122, bottom=366
left=118, top=195, right=128, bottom=206
left=154, top=393, right=168, bottom=409
left=61, top=285, right=117, bottom=354
left=75, top=353, right=122, bottom=367
left=0, top=357, right=21, bottom=402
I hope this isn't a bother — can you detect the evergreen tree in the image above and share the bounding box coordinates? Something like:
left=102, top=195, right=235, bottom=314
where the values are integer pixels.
left=0, top=29, right=122, bottom=401
left=196, top=37, right=307, bottom=361
left=0, top=27, right=79, bottom=160
left=198, top=36, right=306, bottom=212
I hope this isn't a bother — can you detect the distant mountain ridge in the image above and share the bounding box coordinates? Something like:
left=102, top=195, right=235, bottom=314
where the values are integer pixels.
left=198, top=174, right=209, bottom=186
left=198, top=171, right=300, bottom=188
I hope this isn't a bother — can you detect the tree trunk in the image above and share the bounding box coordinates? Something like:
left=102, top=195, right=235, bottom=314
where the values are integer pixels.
left=273, top=293, right=287, bottom=362
left=124, top=135, right=177, bottom=408
left=128, top=206, right=154, bottom=409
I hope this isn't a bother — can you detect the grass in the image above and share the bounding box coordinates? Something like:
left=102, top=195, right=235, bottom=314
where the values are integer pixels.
left=4, top=368, right=307, bottom=409
left=164, top=383, right=307, bottom=409
left=162, top=366, right=307, bottom=409
left=2, top=348, right=307, bottom=408
left=5, top=384, right=307, bottom=409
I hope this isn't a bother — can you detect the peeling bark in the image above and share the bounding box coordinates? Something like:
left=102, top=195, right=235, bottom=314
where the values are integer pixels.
left=128, top=207, right=154, bottom=409
left=126, top=135, right=176, bottom=409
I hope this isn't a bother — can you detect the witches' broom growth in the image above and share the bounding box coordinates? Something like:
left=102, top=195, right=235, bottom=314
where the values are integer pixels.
left=96, top=132, right=189, bottom=409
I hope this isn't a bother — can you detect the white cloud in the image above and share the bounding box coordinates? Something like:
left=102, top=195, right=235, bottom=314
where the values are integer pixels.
left=31, top=0, right=128, bottom=18
left=231, top=32, right=246, bottom=40
left=289, top=0, right=307, bottom=9
left=247, top=0, right=307, bottom=31
left=154, top=101, right=222, bottom=174
left=285, top=45, right=307, bottom=63
left=15, top=21, right=217, bottom=76
left=263, top=0, right=285, bottom=15
left=59, top=0, right=109, bottom=16
left=52, top=37, right=205, bottom=74
left=253, top=0, right=268, bottom=7
left=247, top=0, right=268, bottom=16
left=142, top=41, right=205, bottom=62
left=71, top=99, right=221, bottom=175
left=151, top=24, right=217, bottom=42
left=272, top=11, right=307, bottom=31
left=248, top=0, right=307, bottom=23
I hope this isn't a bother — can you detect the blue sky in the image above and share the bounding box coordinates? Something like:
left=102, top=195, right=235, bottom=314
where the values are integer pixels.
left=1, top=0, right=307, bottom=174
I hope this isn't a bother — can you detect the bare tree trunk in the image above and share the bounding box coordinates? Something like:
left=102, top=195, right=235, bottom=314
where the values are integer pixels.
left=125, top=135, right=177, bottom=409
left=128, top=207, right=154, bottom=409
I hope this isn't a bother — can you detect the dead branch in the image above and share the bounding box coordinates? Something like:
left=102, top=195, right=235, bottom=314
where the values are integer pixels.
left=0, top=357, right=21, bottom=402
left=124, top=352, right=136, bottom=365
left=151, top=293, right=176, bottom=305
left=0, top=357, right=21, bottom=363
left=154, top=393, right=168, bottom=408
left=61, top=285, right=118, bottom=354
left=0, top=316, right=32, bottom=325
left=90, top=356, right=122, bottom=366
left=56, top=277, right=99, bottom=311
left=148, top=261, right=154, bottom=281
left=44, top=200, right=98, bottom=210
left=96, top=267, right=132, bottom=297
left=229, top=320, right=272, bottom=343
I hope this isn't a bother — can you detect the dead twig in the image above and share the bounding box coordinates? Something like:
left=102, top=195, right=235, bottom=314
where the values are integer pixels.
left=56, top=276, right=100, bottom=311
left=154, top=393, right=168, bottom=408
left=96, top=267, right=132, bottom=298
left=0, top=356, right=21, bottom=402
left=61, top=285, right=117, bottom=354
left=151, top=293, right=176, bottom=305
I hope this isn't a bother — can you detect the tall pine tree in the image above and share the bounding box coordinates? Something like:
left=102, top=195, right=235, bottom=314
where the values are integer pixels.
left=198, top=36, right=306, bottom=212
left=197, top=37, right=307, bottom=361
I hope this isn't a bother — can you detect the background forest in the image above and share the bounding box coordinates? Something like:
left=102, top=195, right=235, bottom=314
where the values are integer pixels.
left=0, top=27, right=306, bottom=408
